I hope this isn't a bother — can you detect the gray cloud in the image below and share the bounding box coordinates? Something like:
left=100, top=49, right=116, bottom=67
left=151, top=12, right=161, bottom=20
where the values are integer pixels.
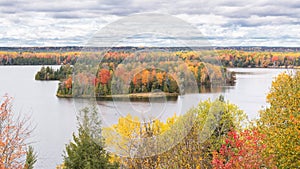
left=0, top=0, right=299, bottom=46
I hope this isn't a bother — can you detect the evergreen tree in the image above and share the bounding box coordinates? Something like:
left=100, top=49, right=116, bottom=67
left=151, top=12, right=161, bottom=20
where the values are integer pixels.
left=63, top=104, right=119, bottom=169
left=24, top=146, right=37, bottom=169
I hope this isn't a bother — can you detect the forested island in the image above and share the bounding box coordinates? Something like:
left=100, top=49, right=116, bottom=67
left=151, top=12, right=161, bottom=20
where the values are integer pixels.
left=36, top=50, right=236, bottom=98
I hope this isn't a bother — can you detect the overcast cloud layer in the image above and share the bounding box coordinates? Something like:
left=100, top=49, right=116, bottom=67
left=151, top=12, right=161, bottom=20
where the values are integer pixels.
left=0, top=0, right=299, bottom=46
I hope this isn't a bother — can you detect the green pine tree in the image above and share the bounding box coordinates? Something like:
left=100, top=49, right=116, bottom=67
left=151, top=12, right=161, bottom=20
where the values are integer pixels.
left=63, top=104, right=119, bottom=169
left=24, top=146, right=37, bottom=169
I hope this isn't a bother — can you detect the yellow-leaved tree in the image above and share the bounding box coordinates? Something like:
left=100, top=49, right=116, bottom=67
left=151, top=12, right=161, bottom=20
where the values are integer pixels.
left=103, top=98, right=248, bottom=168
left=258, top=71, right=300, bottom=168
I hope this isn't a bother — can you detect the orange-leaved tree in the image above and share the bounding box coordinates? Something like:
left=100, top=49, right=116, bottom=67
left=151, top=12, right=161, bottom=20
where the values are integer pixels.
left=0, top=95, right=32, bottom=169
left=98, top=69, right=111, bottom=85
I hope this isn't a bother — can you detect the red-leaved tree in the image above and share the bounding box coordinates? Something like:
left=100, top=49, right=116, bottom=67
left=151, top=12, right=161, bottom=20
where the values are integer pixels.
left=212, top=129, right=276, bottom=169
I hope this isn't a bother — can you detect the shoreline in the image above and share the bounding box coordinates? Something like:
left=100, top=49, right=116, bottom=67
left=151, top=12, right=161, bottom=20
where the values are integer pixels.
left=1, top=64, right=299, bottom=69
left=56, top=92, right=179, bottom=99
left=227, top=66, right=300, bottom=69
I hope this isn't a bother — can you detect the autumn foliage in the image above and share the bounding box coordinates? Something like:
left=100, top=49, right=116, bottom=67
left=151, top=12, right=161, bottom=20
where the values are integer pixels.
left=103, top=99, right=248, bottom=169
left=258, top=71, right=300, bottom=168
left=65, top=77, right=72, bottom=89
left=57, top=50, right=234, bottom=97
left=0, top=51, right=78, bottom=65
left=0, top=95, right=31, bottom=169
left=102, top=71, right=300, bottom=168
left=218, top=50, right=300, bottom=68
left=212, top=129, right=275, bottom=169
left=98, top=69, right=111, bottom=85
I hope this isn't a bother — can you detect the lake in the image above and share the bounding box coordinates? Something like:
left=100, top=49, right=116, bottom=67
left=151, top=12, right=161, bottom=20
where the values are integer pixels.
left=0, top=66, right=294, bottom=168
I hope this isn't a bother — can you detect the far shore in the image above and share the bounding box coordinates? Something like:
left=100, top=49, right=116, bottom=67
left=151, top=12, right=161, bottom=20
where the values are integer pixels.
left=56, top=92, right=179, bottom=99
left=2, top=64, right=299, bottom=69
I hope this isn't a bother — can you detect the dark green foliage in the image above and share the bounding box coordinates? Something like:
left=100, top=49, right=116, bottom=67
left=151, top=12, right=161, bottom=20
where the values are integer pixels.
left=63, top=105, right=119, bottom=169
left=35, top=64, right=73, bottom=80
left=10, top=57, right=57, bottom=65
left=24, top=146, right=37, bottom=169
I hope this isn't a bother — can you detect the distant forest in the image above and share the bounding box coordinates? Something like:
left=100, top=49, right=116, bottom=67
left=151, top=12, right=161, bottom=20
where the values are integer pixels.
left=1, top=47, right=300, bottom=67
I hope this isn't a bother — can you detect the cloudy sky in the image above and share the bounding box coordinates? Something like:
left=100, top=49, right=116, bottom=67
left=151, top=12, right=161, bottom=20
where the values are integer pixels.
left=1, top=0, right=300, bottom=47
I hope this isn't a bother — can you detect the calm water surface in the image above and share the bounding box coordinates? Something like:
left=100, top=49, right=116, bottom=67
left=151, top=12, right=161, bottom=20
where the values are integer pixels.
left=0, top=66, right=293, bottom=168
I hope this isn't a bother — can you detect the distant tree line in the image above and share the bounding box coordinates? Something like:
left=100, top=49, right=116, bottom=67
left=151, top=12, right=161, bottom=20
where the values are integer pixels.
left=1, top=50, right=300, bottom=67
left=218, top=50, right=300, bottom=68
left=0, top=51, right=77, bottom=65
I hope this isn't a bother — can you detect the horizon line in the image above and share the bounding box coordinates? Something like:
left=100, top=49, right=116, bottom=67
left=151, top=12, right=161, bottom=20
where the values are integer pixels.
left=1, top=46, right=300, bottom=48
